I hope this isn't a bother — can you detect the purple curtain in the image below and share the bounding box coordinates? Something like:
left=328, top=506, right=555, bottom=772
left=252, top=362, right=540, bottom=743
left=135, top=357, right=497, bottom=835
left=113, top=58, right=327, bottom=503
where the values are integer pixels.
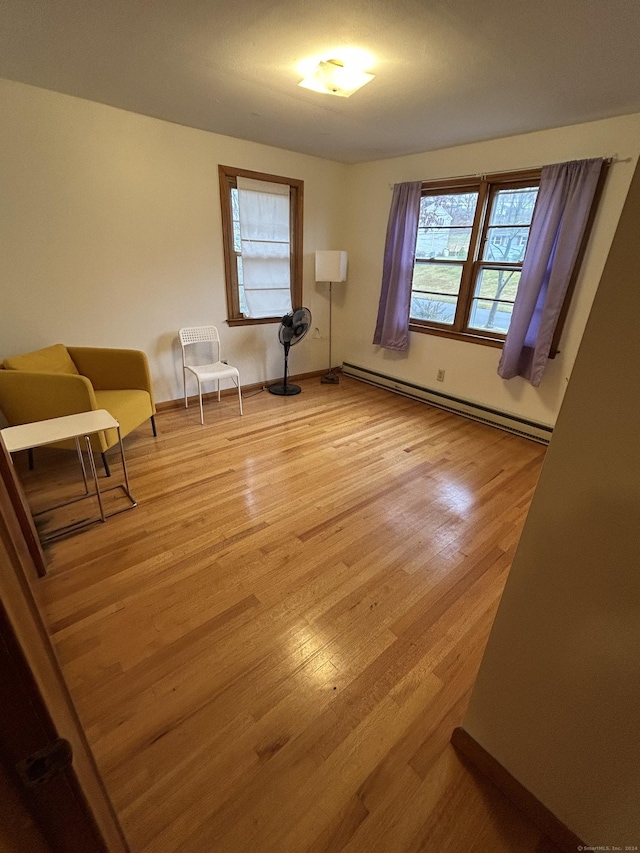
left=373, top=181, right=422, bottom=351
left=498, top=158, right=603, bottom=386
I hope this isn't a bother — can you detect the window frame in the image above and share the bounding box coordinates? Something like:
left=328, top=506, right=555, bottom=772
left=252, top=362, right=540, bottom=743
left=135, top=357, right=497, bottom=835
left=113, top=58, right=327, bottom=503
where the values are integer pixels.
left=218, top=165, right=304, bottom=326
left=409, top=169, right=541, bottom=349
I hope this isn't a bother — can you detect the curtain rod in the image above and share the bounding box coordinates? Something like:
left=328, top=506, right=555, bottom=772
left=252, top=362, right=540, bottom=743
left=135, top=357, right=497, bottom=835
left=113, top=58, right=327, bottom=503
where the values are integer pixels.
left=389, top=155, right=630, bottom=189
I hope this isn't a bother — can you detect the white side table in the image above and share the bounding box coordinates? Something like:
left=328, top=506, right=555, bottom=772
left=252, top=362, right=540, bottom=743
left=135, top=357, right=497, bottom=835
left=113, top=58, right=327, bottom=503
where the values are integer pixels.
left=1, top=409, right=137, bottom=543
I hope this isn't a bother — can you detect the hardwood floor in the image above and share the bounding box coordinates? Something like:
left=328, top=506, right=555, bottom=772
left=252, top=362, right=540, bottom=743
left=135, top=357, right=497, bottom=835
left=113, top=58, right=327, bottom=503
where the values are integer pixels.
left=21, top=377, right=556, bottom=852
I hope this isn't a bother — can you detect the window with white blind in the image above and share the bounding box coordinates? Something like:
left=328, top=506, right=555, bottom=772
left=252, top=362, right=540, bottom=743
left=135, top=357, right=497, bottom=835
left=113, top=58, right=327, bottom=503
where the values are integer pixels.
left=218, top=166, right=303, bottom=325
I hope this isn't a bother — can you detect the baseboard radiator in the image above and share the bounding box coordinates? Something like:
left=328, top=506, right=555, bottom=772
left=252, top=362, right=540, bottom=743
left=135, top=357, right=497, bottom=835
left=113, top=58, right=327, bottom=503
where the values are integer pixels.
left=342, top=362, right=552, bottom=445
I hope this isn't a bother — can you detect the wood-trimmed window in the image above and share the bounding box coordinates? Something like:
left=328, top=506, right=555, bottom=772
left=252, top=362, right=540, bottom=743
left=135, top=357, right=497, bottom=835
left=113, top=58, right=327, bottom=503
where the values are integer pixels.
left=218, top=165, right=303, bottom=326
left=410, top=170, right=542, bottom=348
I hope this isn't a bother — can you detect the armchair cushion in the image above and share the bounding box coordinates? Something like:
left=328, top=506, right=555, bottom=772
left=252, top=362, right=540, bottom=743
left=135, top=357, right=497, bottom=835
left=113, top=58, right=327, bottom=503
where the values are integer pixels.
left=3, top=343, right=79, bottom=375
left=94, top=390, right=153, bottom=449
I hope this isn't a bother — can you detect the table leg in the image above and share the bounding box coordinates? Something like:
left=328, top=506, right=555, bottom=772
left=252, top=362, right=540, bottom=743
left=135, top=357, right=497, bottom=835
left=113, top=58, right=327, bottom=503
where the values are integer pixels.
left=116, top=427, right=132, bottom=496
left=75, top=436, right=90, bottom=495
left=84, top=435, right=106, bottom=522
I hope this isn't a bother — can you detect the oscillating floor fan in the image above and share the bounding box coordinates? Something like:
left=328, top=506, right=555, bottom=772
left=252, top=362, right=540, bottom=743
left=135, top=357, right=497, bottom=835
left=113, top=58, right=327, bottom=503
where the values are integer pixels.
left=269, top=307, right=312, bottom=396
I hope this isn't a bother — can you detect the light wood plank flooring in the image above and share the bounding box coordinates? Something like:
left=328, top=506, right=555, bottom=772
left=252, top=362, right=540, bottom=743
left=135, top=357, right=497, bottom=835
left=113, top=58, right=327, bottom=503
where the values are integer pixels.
left=22, top=377, right=556, bottom=853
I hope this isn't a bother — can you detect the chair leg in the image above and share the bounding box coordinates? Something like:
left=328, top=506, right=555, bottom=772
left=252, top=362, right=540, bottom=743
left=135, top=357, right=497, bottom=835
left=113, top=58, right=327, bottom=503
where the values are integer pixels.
left=237, top=381, right=243, bottom=416
left=102, top=452, right=111, bottom=478
left=151, top=414, right=157, bottom=437
left=217, top=379, right=221, bottom=403
left=198, top=380, right=204, bottom=425
left=28, top=448, right=34, bottom=470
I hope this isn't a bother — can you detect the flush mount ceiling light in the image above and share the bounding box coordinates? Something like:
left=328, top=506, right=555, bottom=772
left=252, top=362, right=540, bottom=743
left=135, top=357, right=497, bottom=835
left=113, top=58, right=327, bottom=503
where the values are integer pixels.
left=298, top=58, right=375, bottom=98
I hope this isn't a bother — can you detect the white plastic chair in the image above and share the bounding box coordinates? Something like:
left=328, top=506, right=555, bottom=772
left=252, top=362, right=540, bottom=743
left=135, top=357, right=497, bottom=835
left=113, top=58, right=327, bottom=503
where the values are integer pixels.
left=178, top=326, right=243, bottom=424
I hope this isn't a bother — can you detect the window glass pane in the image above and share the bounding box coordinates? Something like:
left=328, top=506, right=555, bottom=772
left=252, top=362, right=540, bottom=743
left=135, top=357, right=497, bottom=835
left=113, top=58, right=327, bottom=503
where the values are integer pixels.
left=239, top=285, right=248, bottom=316
left=233, top=221, right=241, bottom=254
left=236, top=256, right=248, bottom=315
left=412, top=262, right=463, bottom=296
left=411, top=263, right=462, bottom=325
left=474, top=268, right=520, bottom=302
left=416, top=192, right=478, bottom=262
left=416, top=227, right=472, bottom=260
left=489, top=187, right=537, bottom=226
left=421, top=192, right=478, bottom=227
left=231, top=188, right=241, bottom=253
left=469, top=298, right=514, bottom=333
left=469, top=267, right=522, bottom=333
left=411, top=294, right=456, bottom=325
left=483, top=226, right=530, bottom=263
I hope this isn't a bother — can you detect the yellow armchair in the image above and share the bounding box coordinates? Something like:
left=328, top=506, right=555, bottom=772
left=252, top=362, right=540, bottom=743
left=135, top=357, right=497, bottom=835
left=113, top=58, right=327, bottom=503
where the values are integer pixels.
left=0, top=344, right=156, bottom=475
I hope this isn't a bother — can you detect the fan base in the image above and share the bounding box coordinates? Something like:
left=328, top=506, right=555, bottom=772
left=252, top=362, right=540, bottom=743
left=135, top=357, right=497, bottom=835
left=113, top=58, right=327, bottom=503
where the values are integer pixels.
left=268, top=383, right=302, bottom=396
left=321, top=371, right=340, bottom=385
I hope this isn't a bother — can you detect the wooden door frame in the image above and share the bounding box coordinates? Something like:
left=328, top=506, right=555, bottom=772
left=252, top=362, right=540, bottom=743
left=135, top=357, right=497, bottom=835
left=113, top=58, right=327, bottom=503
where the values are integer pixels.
left=0, top=436, right=128, bottom=851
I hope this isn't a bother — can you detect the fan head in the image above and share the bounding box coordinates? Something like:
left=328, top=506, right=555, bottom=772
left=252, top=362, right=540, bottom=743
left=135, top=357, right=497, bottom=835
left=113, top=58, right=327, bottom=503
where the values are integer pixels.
left=279, top=307, right=312, bottom=346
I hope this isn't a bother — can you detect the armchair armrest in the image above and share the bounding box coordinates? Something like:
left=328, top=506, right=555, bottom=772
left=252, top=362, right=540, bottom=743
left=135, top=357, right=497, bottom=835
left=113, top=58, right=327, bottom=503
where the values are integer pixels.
left=67, top=347, right=155, bottom=410
left=0, top=371, right=98, bottom=426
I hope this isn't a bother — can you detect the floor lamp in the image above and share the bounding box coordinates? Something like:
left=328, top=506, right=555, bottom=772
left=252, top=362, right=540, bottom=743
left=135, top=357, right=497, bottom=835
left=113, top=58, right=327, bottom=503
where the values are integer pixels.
left=316, top=250, right=347, bottom=384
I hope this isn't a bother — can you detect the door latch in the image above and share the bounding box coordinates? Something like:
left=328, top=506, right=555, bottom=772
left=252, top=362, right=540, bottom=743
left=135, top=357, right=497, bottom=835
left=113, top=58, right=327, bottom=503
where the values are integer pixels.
left=16, top=738, right=73, bottom=787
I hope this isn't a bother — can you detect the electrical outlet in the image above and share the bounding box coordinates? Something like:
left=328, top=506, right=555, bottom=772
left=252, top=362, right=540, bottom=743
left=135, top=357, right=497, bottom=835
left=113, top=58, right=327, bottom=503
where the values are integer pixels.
left=437, top=369, right=445, bottom=382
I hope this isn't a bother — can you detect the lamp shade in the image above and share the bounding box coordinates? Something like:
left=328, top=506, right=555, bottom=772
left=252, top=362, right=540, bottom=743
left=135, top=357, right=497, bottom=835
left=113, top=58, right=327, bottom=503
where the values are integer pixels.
left=315, top=250, right=347, bottom=283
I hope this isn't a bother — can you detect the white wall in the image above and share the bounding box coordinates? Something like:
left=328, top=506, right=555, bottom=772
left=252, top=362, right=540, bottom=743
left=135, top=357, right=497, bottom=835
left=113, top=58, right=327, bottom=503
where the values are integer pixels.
left=2, top=76, right=639, bottom=427
left=0, top=78, right=347, bottom=403
left=339, top=115, right=640, bottom=426
left=461, top=160, right=640, bottom=845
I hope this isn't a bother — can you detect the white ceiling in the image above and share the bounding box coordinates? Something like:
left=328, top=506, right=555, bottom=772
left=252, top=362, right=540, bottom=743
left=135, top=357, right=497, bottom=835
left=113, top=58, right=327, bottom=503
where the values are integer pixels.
left=1, top=0, right=639, bottom=164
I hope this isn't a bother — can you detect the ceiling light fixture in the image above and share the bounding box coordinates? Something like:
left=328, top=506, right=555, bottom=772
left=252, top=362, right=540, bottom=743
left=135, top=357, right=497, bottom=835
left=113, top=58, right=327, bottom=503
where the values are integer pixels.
left=298, top=58, right=375, bottom=98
